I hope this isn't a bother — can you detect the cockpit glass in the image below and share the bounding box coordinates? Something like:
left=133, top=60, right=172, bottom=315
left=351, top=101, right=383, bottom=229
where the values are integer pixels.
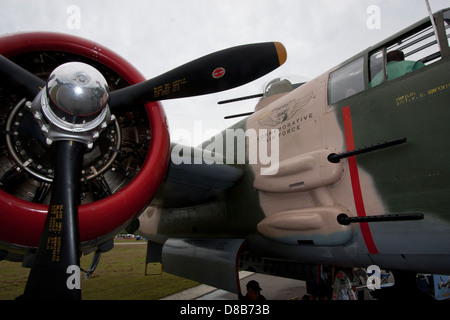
left=327, top=57, right=364, bottom=105
left=263, top=78, right=294, bottom=98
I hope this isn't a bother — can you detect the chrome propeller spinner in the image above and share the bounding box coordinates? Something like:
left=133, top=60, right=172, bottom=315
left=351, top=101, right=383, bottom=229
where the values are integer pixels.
left=28, top=62, right=115, bottom=148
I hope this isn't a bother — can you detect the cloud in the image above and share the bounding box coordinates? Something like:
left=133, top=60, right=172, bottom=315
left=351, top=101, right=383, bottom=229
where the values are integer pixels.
left=0, top=0, right=449, bottom=145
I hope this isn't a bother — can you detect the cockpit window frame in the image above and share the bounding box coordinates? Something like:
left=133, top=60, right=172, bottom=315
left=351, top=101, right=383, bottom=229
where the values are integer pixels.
left=327, top=56, right=365, bottom=106
left=326, top=8, right=450, bottom=107
left=368, top=8, right=449, bottom=88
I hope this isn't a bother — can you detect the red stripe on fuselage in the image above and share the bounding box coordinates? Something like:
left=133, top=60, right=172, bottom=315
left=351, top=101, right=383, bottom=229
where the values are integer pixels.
left=342, top=106, right=379, bottom=254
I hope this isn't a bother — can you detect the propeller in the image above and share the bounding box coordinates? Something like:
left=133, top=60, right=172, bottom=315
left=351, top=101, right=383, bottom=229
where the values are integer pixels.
left=18, top=62, right=109, bottom=300
left=21, top=139, right=85, bottom=299
left=1, top=41, right=286, bottom=299
left=0, top=54, right=45, bottom=99
left=109, top=42, right=287, bottom=112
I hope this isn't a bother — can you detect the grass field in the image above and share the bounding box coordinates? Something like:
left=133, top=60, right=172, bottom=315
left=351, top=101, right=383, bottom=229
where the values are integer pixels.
left=0, top=239, right=199, bottom=300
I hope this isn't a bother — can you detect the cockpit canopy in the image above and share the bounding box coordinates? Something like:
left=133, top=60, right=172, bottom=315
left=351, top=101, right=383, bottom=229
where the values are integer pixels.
left=263, top=76, right=307, bottom=98
left=327, top=7, right=450, bottom=106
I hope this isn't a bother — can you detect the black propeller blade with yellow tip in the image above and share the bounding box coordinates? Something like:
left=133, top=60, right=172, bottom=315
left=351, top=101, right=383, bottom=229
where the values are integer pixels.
left=109, top=42, right=287, bottom=111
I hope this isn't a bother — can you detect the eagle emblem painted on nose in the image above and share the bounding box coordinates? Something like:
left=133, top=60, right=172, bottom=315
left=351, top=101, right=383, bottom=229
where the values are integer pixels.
left=258, top=93, right=313, bottom=126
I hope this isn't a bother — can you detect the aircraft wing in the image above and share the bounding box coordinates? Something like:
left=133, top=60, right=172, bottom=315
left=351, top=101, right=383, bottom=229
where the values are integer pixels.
left=150, top=143, right=244, bottom=208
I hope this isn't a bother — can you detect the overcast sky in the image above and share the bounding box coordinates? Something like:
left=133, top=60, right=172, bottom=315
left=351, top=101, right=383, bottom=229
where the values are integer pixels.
left=1, top=0, right=448, bottom=145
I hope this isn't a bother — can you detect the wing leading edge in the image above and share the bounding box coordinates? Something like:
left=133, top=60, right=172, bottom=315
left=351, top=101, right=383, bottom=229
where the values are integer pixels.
left=150, top=143, right=244, bottom=208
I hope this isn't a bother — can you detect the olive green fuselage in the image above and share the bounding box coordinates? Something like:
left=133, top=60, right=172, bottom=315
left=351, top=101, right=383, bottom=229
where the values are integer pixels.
left=139, top=9, right=450, bottom=275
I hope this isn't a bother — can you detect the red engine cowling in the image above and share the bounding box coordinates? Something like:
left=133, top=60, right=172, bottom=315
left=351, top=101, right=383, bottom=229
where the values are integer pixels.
left=0, top=32, right=170, bottom=251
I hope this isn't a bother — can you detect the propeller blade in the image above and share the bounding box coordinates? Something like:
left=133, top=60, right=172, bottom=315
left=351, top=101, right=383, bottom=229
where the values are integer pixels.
left=0, top=55, right=46, bottom=99
left=21, top=140, right=85, bottom=300
left=109, top=42, right=287, bottom=112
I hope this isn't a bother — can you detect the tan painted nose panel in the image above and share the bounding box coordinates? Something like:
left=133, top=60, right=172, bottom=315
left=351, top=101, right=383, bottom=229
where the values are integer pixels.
left=257, top=205, right=355, bottom=246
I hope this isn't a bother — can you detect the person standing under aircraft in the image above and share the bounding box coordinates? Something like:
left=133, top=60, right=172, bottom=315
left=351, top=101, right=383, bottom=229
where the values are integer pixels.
left=238, top=280, right=267, bottom=301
